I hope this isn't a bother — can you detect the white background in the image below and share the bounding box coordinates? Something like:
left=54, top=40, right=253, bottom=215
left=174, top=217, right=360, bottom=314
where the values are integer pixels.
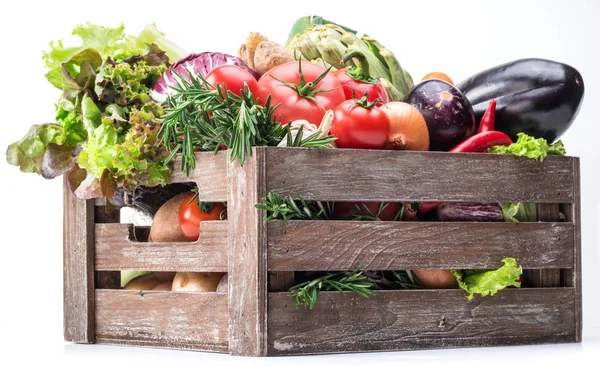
left=0, top=0, right=598, bottom=365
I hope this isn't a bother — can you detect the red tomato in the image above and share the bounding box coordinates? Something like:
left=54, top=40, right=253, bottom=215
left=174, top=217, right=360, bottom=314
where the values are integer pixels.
left=334, top=202, right=403, bottom=221
left=205, top=65, right=259, bottom=98
left=256, top=61, right=345, bottom=126
left=178, top=193, right=226, bottom=241
left=330, top=99, right=391, bottom=149
left=332, top=67, right=389, bottom=104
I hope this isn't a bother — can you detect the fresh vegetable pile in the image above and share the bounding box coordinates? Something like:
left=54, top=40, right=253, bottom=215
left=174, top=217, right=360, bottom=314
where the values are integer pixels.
left=6, top=17, right=584, bottom=308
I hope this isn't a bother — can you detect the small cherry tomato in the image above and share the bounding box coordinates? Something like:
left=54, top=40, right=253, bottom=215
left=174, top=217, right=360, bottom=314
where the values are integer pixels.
left=178, top=193, right=226, bottom=241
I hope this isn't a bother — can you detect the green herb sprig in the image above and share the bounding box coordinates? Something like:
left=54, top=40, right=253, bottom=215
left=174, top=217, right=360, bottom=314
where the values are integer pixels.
left=255, top=192, right=334, bottom=224
left=158, top=71, right=335, bottom=175
left=289, top=265, right=376, bottom=309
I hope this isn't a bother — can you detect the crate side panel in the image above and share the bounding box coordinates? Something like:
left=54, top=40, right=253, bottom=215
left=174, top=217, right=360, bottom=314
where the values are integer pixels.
left=268, top=288, right=576, bottom=355
left=171, top=151, right=228, bottom=202
left=268, top=221, right=574, bottom=271
left=95, top=221, right=228, bottom=272
left=227, top=148, right=269, bottom=356
left=265, top=148, right=575, bottom=203
left=63, top=177, right=95, bottom=343
left=570, top=157, right=582, bottom=341
left=95, top=290, right=228, bottom=352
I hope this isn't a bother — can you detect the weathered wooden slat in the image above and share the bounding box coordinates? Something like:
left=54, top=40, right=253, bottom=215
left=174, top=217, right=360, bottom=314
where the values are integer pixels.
left=569, top=158, right=582, bottom=341
left=95, top=221, right=228, bottom=272
left=523, top=204, right=562, bottom=288
left=267, top=288, right=577, bottom=355
left=95, top=290, right=228, bottom=352
left=170, top=151, right=228, bottom=202
left=63, top=176, right=95, bottom=343
left=265, top=148, right=575, bottom=203
left=227, top=148, right=269, bottom=356
left=268, top=221, right=574, bottom=271
left=94, top=207, right=121, bottom=289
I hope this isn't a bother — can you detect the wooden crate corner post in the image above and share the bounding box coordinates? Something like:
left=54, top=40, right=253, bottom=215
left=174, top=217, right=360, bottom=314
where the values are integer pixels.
left=63, top=176, right=96, bottom=343
left=227, top=147, right=269, bottom=356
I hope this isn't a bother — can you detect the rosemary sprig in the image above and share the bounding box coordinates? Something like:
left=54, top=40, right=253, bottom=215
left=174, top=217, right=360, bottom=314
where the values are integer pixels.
left=254, top=192, right=334, bottom=223
left=289, top=265, right=376, bottom=309
left=158, top=70, right=334, bottom=174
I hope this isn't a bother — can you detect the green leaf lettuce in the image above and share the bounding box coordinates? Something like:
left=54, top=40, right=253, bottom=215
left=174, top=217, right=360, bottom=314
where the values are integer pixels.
left=452, top=258, right=522, bottom=301
left=488, top=132, right=566, bottom=161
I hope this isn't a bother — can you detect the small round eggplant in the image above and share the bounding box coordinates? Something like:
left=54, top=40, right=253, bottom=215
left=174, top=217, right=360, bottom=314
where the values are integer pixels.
left=403, top=80, right=476, bottom=151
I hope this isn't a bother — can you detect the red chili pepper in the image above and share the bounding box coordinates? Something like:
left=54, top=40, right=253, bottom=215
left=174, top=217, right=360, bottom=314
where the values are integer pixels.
left=477, top=99, right=496, bottom=134
left=450, top=130, right=512, bottom=153
left=332, top=50, right=389, bottom=104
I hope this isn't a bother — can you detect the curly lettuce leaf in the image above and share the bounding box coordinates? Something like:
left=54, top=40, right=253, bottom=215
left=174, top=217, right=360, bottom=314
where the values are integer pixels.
left=134, top=24, right=188, bottom=63
left=77, top=100, right=169, bottom=197
left=500, top=202, right=537, bottom=223
left=452, top=258, right=522, bottom=301
left=6, top=125, right=78, bottom=178
left=43, top=23, right=184, bottom=89
left=488, top=133, right=566, bottom=161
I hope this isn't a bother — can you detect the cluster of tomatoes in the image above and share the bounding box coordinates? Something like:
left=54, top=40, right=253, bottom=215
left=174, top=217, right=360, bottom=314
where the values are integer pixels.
left=204, top=60, right=393, bottom=149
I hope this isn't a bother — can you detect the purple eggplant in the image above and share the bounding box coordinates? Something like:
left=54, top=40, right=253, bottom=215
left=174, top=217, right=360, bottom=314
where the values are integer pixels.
left=403, top=80, right=476, bottom=151
left=437, top=203, right=503, bottom=222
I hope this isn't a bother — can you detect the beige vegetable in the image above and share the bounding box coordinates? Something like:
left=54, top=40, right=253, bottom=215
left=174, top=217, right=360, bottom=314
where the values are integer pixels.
left=155, top=272, right=176, bottom=282
left=151, top=281, right=173, bottom=291
left=149, top=192, right=190, bottom=242
left=254, top=41, right=292, bottom=76
left=278, top=111, right=334, bottom=147
left=238, top=32, right=292, bottom=76
left=123, top=273, right=163, bottom=291
left=413, top=270, right=458, bottom=289
left=172, top=272, right=225, bottom=292
left=239, top=32, right=268, bottom=69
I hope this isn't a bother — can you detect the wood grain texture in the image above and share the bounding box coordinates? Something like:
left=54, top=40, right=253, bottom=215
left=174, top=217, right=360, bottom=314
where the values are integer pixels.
left=94, top=206, right=120, bottom=290
left=267, top=288, right=577, bottom=355
left=523, top=204, right=561, bottom=288
left=570, top=158, right=582, bottom=341
left=63, top=177, right=95, bottom=343
left=227, top=147, right=268, bottom=356
left=265, top=148, right=575, bottom=203
left=95, top=290, right=228, bottom=352
left=95, top=221, right=227, bottom=272
left=268, top=221, right=574, bottom=271
left=171, top=151, right=228, bottom=202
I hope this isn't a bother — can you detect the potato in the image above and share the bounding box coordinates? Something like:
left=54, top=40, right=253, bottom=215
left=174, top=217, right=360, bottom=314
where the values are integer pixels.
left=149, top=192, right=191, bottom=242
left=216, top=274, right=228, bottom=293
left=151, top=281, right=173, bottom=291
left=123, top=273, right=163, bottom=290
left=413, top=270, right=458, bottom=289
left=172, top=272, right=225, bottom=292
left=155, top=272, right=176, bottom=281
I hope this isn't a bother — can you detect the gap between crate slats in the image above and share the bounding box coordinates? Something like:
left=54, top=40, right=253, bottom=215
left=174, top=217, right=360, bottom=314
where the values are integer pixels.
left=267, top=288, right=577, bottom=355
left=95, top=290, right=228, bottom=353
left=267, top=221, right=574, bottom=271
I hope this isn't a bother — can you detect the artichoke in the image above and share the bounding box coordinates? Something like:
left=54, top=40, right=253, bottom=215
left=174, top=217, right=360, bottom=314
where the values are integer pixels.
left=287, top=22, right=413, bottom=101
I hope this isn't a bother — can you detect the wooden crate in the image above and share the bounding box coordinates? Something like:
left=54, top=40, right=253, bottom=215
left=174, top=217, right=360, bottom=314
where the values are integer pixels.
left=63, top=147, right=582, bottom=356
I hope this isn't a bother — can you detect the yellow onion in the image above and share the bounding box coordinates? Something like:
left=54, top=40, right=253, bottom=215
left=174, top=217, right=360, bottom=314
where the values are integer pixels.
left=381, top=102, right=430, bottom=151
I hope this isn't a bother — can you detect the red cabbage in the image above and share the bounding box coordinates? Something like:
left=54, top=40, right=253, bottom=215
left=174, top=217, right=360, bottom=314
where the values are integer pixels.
left=150, top=52, right=258, bottom=102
